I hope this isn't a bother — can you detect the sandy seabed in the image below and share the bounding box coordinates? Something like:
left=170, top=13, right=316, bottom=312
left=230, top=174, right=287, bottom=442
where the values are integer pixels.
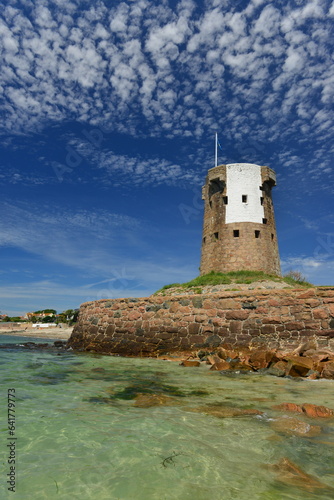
left=0, top=326, right=73, bottom=340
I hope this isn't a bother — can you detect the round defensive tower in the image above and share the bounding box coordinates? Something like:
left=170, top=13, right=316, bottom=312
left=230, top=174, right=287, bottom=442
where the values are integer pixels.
left=200, top=163, right=281, bottom=276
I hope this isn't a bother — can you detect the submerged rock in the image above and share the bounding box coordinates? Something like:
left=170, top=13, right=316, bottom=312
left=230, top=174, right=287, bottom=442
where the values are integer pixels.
left=194, top=405, right=263, bottom=418
left=270, top=457, right=328, bottom=491
left=270, top=416, right=321, bottom=437
left=272, top=402, right=303, bottom=413
left=133, top=393, right=179, bottom=408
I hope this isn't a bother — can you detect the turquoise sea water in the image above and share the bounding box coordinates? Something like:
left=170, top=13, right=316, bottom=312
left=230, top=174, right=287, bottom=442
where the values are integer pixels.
left=1, top=335, right=334, bottom=500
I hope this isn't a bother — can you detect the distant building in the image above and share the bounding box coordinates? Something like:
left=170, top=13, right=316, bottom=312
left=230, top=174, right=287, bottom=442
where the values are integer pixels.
left=32, top=323, right=57, bottom=328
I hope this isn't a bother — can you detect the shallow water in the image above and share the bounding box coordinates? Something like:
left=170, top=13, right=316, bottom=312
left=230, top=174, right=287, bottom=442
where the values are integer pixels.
left=0, top=335, right=333, bottom=499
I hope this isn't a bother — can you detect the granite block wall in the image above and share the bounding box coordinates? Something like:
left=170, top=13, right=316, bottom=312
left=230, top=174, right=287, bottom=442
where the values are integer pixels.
left=67, top=288, right=334, bottom=356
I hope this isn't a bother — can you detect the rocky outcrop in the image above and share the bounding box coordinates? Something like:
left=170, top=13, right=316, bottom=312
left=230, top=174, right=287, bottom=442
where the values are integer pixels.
left=185, top=341, right=334, bottom=379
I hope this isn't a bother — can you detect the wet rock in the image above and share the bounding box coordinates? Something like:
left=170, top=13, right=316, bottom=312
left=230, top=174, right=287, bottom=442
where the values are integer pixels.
left=209, top=360, right=231, bottom=371
left=133, top=393, right=178, bottom=408
left=321, top=361, right=334, bottom=379
left=272, top=402, right=303, bottom=413
left=228, top=359, right=254, bottom=371
left=270, top=457, right=328, bottom=491
left=306, top=370, right=320, bottom=380
left=301, top=403, right=334, bottom=419
left=272, top=402, right=334, bottom=418
left=285, top=356, right=314, bottom=377
left=216, top=347, right=239, bottom=360
left=249, top=349, right=275, bottom=370
left=270, top=416, right=321, bottom=437
left=180, top=359, right=201, bottom=367
left=54, top=341, right=66, bottom=347
left=206, top=354, right=221, bottom=365
left=267, top=360, right=287, bottom=377
left=195, top=405, right=263, bottom=418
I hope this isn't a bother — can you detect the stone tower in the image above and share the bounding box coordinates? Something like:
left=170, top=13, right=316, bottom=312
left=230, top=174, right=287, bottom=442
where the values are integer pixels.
left=200, top=163, right=281, bottom=275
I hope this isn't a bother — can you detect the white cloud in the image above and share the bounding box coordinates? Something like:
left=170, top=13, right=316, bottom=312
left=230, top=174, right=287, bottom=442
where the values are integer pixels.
left=0, top=0, right=332, bottom=185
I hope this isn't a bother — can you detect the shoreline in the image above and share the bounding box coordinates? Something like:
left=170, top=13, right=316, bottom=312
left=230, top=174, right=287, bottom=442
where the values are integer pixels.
left=0, top=327, right=72, bottom=340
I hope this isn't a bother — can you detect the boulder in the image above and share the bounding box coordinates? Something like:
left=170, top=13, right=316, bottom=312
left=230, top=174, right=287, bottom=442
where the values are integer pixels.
left=206, top=354, right=222, bottom=365
left=180, top=359, right=201, bottom=367
left=321, top=361, right=334, bottom=379
left=301, top=403, right=334, bottom=419
left=228, top=359, right=254, bottom=371
left=285, top=356, right=314, bottom=377
left=272, top=402, right=334, bottom=418
left=270, top=416, right=321, bottom=437
left=267, top=360, right=287, bottom=377
left=210, top=360, right=231, bottom=371
left=249, top=349, right=275, bottom=370
left=306, top=370, right=320, bottom=380
left=217, top=347, right=239, bottom=360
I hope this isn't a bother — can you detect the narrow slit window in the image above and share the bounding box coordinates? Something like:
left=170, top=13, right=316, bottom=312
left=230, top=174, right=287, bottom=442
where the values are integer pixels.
left=223, top=196, right=228, bottom=205
left=259, top=186, right=263, bottom=190
left=233, top=230, right=239, bottom=238
left=271, top=233, right=274, bottom=240
left=242, top=195, right=247, bottom=203
left=203, top=237, right=206, bottom=244
left=262, top=218, right=267, bottom=224
left=214, top=232, right=219, bottom=240
left=255, top=230, right=260, bottom=238
left=260, top=197, right=264, bottom=205
left=209, top=201, right=212, bottom=208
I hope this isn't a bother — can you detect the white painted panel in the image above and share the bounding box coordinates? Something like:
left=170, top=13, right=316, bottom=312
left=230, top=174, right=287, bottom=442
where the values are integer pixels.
left=225, top=163, right=264, bottom=224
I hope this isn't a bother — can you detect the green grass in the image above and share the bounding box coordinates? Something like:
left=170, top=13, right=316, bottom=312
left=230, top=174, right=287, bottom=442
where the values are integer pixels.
left=155, top=270, right=312, bottom=294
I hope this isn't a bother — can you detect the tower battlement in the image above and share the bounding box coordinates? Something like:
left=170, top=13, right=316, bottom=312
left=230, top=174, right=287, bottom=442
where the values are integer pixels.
left=200, top=163, right=281, bottom=275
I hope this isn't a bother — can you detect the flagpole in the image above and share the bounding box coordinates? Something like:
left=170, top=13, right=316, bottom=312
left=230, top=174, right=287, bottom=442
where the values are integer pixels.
left=215, top=132, right=218, bottom=168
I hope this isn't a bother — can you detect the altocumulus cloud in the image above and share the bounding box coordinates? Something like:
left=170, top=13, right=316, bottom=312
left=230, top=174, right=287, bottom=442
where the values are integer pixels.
left=0, top=0, right=333, bottom=151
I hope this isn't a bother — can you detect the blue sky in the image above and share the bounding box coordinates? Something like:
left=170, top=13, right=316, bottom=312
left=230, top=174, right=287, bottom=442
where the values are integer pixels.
left=0, top=0, right=333, bottom=316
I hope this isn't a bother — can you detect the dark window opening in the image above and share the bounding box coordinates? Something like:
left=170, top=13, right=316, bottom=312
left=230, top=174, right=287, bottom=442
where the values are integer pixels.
left=259, top=186, right=263, bottom=190
left=223, top=196, right=228, bottom=205
left=262, top=218, right=267, bottom=224
left=260, top=197, right=264, bottom=205
left=209, top=201, right=212, bottom=208
left=271, top=234, right=274, bottom=240
left=262, top=181, right=273, bottom=197
left=233, top=230, right=239, bottom=238
left=209, top=178, right=225, bottom=197
left=214, top=232, right=219, bottom=240
left=255, top=230, right=260, bottom=238
left=242, top=195, right=248, bottom=203
left=203, top=237, right=206, bottom=244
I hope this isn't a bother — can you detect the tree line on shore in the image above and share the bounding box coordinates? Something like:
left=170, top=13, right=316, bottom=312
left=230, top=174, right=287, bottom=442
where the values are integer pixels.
left=0, top=309, right=79, bottom=325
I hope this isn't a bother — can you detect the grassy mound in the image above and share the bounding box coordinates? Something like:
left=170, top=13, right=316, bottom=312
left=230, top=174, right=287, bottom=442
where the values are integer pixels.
left=155, top=270, right=312, bottom=295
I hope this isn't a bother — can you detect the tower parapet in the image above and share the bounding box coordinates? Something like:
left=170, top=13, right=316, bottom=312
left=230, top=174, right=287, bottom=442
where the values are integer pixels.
left=200, top=163, right=280, bottom=275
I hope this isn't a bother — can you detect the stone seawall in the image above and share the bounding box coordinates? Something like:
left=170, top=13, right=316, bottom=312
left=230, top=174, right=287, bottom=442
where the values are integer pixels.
left=68, top=288, right=334, bottom=356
